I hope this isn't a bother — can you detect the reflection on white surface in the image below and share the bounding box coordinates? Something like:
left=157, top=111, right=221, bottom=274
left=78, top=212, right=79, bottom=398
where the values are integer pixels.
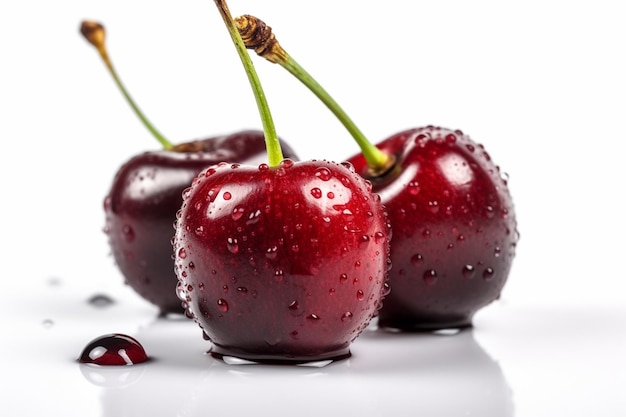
left=88, top=318, right=512, bottom=417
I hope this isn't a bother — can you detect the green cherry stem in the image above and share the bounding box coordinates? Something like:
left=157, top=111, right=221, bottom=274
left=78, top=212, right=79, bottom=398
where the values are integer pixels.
left=80, top=21, right=174, bottom=150
left=212, top=1, right=283, bottom=167
left=235, top=15, right=395, bottom=176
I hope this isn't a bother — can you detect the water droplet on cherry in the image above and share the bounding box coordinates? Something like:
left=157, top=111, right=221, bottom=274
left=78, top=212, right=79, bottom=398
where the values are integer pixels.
left=217, top=298, right=229, bottom=312
left=310, top=188, right=322, bottom=199
left=423, top=269, right=438, bottom=285
left=121, top=225, right=135, bottom=242
left=341, top=312, right=353, bottom=322
left=315, top=167, right=332, bottom=181
left=483, top=267, right=495, bottom=280
left=227, top=238, right=239, bottom=254
left=462, top=265, right=476, bottom=278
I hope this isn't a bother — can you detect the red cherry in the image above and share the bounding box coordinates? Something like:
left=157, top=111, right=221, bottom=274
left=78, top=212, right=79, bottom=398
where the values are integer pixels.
left=348, top=126, right=518, bottom=329
left=173, top=159, right=391, bottom=362
left=233, top=19, right=518, bottom=330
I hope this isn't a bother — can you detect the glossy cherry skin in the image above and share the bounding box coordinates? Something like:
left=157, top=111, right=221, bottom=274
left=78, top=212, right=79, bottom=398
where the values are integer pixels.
left=104, top=130, right=298, bottom=315
left=173, top=159, right=391, bottom=363
left=348, top=126, right=518, bottom=330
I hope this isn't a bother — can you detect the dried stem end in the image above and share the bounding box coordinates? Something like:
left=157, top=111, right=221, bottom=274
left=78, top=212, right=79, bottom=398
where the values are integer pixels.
left=235, top=15, right=288, bottom=64
left=80, top=20, right=106, bottom=52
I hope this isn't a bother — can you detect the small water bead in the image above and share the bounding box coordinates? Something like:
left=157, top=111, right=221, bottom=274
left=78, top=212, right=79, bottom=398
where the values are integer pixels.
left=281, top=159, right=295, bottom=169
left=78, top=334, right=148, bottom=366
left=428, top=201, right=440, bottom=214
left=340, top=273, right=349, bottom=284
left=483, top=267, right=495, bottom=281
left=445, top=133, right=457, bottom=143
left=341, top=312, right=353, bottom=322
left=237, top=286, right=248, bottom=295
left=121, top=225, right=135, bottom=242
left=327, top=191, right=335, bottom=199
left=217, top=298, right=229, bottom=312
left=315, top=167, right=332, bottom=181
left=356, top=290, right=365, bottom=301
left=423, top=269, right=438, bottom=285
left=177, top=247, right=187, bottom=259
left=466, top=144, right=475, bottom=153
left=374, top=231, right=385, bottom=244
left=288, top=300, right=299, bottom=312
left=342, top=209, right=354, bottom=220
left=310, top=188, right=323, bottom=199
left=494, top=246, right=502, bottom=257
left=274, top=269, right=285, bottom=281
left=306, top=314, right=321, bottom=322
left=462, top=264, right=476, bottom=279
left=258, top=163, right=270, bottom=172
left=87, top=293, right=115, bottom=308
left=227, top=238, right=239, bottom=254
left=231, top=206, right=245, bottom=220
left=264, top=245, right=279, bottom=259
left=485, top=205, right=495, bottom=218
left=222, top=192, right=232, bottom=201
left=408, top=181, right=421, bottom=196
left=410, top=253, right=424, bottom=266
left=329, top=288, right=336, bottom=296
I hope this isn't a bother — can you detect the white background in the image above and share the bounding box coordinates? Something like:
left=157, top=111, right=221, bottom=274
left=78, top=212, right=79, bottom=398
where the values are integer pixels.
left=1, top=1, right=625, bottom=416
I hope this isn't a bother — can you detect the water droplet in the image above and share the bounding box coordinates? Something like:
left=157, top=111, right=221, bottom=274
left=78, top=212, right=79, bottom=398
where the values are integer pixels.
left=462, top=265, right=476, bottom=279
left=306, top=314, right=320, bottom=321
left=374, top=232, right=385, bottom=244
left=223, top=191, right=232, bottom=200
left=354, top=261, right=361, bottom=269
left=227, top=238, right=239, bottom=254
left=121, top=225, right=135, bottom=242
left=428, top=201, right=440, bottom=214
left=310, top=188, right=322, bottom=199
left=483, top=267, right=495, bottom=280
left=408, top=181, right=421, bottom=196
left=265, top=245, right=278, bottom=259
left=327, top=191, right=335, bottom=199
left=87, top=294, right=115, bottom=308
left=288, top=300, right=299, bottom=311
left=315, top=167, right=332, bottom=181
left=237, top=286, right=248, bottom=295
left=217, top=298, right=229, bottom=312
left=78, top=334, right=148, bottom=366
left=445, top=133, right=457, bottom=143
left=356, top=290, right=365, bottom=300
left=494, top=247, right=501, bottom=257
left=340, top=273, right=348, bottom=284
left=423, top=269, right=438, bottom=285
left=258, top=163, right=269, bottom=172
left=194, top=225, right=205, bottom=236
left=486, top=205, right=495, bottom=218
left=281, top=159, right=295, bottom=169
left=232, top=206, right=245, bottom=220
left=410, top=253, right=424, bottom=266
left=177, top=248, right=187, bottom=259
left=466, top=144, right=475, bottom=153
left=274, top=269, right=284, bottom=281
left=329, top=288, right=336, bottom=296
left=341, top=312, right=353, bottom=322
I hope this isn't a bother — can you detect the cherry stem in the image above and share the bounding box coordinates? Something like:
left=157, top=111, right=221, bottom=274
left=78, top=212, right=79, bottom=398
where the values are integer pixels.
left=236, top=15, right=394, bottom=175
left=212, top=1, right=283, bottom=167
left=79, top=21, right=174, bottom=150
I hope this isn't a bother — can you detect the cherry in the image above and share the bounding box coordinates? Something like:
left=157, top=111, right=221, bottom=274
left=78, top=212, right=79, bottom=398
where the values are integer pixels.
left=236, top=15, right=518, bottom=330
left=80, top=21, right=298, bottom=314
left=78, top=333, right=149, bottom=366
left=173, top=0, right=391, bottom=362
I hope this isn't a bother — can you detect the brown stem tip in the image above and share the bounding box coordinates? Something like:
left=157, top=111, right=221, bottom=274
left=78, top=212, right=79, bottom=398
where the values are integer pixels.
left=80, top=20, right=106, bottom=50
left=235, top=15, right=288, bottom=64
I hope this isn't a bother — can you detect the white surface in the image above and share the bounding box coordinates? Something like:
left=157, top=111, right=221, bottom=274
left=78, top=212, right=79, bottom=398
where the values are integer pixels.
left=1, top=1, right=625, bottom=416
